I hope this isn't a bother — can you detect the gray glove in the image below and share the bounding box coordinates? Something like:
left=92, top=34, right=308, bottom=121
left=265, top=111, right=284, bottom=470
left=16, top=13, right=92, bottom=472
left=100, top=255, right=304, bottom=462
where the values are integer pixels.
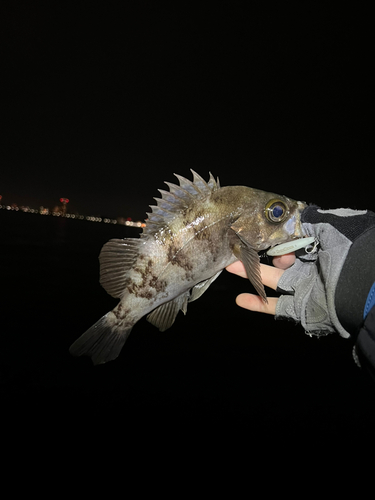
left=275, top=205, right=375, bottom=338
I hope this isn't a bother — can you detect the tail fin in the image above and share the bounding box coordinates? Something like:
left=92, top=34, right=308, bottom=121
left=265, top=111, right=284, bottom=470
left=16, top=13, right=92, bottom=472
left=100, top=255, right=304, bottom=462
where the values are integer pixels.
left=69, top=313, right=133, bottom=365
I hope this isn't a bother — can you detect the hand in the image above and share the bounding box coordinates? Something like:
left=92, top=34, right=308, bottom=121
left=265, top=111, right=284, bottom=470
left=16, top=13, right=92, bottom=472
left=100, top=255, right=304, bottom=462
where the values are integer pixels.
left=226, top=253, right=296, bottom=315
left=227, top=205, right=375, bottom=380
left=227, top=206, right=375, bottom=340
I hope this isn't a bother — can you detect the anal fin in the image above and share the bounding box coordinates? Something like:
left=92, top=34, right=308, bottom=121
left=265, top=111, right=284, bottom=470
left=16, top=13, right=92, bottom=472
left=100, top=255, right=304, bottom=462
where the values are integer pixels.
left=146, top=291, right=190, bottom=332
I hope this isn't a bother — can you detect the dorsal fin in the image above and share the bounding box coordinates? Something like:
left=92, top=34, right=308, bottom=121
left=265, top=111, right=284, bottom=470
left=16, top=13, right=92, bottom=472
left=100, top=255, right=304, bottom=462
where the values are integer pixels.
left=192, top=170, right=220, bottom=192
left=142, top=170, right=220, bottom=237
left=173, top=174, right=203, bottom=196
left=208, top=172, right=220, bottom=190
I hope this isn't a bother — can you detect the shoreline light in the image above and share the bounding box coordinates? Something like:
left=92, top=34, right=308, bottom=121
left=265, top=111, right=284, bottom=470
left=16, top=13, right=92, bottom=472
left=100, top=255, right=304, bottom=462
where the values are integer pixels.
left=0, top=204, right=146, bottom=227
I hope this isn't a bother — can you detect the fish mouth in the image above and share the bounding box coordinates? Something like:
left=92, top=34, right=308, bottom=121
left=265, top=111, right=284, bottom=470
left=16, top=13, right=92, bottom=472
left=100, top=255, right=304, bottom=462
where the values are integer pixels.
left=266, top=200, right=308, bottom=256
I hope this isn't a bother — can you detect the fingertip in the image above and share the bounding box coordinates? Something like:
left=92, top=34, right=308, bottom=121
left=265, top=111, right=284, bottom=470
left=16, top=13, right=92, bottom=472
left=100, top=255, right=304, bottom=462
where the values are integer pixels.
left=236, top=293, right=278, bottom=315
left=235, top=293, right=248, bottom=308
left=236, top=293, right=264, bottom=312
left=273, top=252, right=296, bottom=270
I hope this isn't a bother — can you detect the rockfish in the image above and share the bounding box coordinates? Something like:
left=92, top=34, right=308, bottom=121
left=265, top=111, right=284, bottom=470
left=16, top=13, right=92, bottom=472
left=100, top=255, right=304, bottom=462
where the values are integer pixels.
left=70, top=171, right=306, bottom=364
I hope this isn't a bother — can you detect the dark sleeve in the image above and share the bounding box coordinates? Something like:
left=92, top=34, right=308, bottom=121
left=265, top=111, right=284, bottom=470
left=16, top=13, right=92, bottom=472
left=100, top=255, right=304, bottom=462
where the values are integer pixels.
left=355, top=306, right=375, bottom=383
left=302, top=206, right=375, bottom=335
left=334, top=226, right=375, bottom=381
left=301, top=206, right=375, bottom=379
left=335, top=227, right=375, bottom=334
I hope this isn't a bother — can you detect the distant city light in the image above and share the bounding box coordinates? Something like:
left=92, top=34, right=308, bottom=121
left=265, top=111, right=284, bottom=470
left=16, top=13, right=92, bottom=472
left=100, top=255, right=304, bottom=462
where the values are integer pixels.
left=0, top=202, right=146, bottom=227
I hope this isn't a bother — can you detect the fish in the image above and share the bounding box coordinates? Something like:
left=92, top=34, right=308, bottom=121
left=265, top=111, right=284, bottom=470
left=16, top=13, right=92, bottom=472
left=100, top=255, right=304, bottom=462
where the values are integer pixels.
left=69, top=170, right=306, bottom=365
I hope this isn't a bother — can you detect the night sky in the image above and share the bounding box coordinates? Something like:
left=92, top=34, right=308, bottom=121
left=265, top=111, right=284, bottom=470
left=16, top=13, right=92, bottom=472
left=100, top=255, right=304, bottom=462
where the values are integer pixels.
left=2, top=3, right=372, bottom=219
left=2, top=3, right=375, bottom=453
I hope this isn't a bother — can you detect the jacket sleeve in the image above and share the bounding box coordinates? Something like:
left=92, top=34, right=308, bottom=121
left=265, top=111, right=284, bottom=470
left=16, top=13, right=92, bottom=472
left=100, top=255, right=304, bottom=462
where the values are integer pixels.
left=355, top=306, right=375, bottom=383
left=333, top=225, right=375, bottom=380
left=300, top=207, right=375, bottom=380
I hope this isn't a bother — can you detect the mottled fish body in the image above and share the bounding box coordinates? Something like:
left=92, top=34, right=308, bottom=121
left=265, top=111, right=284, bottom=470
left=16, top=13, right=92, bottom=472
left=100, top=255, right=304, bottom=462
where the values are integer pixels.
left=70, top=171, right=306, bottom=364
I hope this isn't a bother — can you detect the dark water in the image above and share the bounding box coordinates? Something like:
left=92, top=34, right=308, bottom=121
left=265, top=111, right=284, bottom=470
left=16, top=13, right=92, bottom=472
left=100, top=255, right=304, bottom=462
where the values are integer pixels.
left=1, top=209, right=374, bottom=448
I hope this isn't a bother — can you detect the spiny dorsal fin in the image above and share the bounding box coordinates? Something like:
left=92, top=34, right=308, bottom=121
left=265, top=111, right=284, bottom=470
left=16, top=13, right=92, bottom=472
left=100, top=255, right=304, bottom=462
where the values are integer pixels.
left=173, top=173, right=203, bottom=196
left=190, top=169, right=220, bottom=194
left=142, top=170, right=220, bottom=237
left=208, top=172, right=220, bottom=190
left=99, top=238, right=143, bottom=298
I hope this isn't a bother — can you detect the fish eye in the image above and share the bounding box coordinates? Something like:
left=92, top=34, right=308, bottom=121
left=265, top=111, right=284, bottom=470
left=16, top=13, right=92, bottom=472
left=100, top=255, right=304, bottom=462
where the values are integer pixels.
left=265, top=199, right=288, bottom=223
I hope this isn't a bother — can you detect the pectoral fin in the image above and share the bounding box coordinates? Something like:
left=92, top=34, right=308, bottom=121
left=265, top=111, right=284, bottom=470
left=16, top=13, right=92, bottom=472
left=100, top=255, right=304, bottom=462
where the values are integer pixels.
left=231, top=231, right=268, bottom=303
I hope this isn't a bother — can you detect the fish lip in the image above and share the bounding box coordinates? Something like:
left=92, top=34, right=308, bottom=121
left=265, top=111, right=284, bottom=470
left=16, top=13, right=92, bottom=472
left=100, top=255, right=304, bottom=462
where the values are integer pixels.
left=297, top=200, right=307, bottom=211
left=293, top=221, right=307, bottom=238
left=292, top=200, right=307, bottom=238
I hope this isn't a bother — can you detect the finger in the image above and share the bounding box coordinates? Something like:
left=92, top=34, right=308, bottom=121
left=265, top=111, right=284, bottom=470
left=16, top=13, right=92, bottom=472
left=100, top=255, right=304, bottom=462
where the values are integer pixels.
left=226, top=260, right=247, bottom=278
left=227, top=261, right=285, bottom=290
left=227, top=252, right=296, bottom=278
left=272, top=252, right=296, bottom=270
left=236, top=293, right=278, bottom=315
left=259, top=264, right=284, bottom=291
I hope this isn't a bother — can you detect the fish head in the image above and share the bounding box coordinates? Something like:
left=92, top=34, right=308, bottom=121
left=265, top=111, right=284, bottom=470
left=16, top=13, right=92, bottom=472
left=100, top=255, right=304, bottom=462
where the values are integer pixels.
left=261, top=195, right=307, bottom=250
left=230, top=188, right=307, bottom=251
